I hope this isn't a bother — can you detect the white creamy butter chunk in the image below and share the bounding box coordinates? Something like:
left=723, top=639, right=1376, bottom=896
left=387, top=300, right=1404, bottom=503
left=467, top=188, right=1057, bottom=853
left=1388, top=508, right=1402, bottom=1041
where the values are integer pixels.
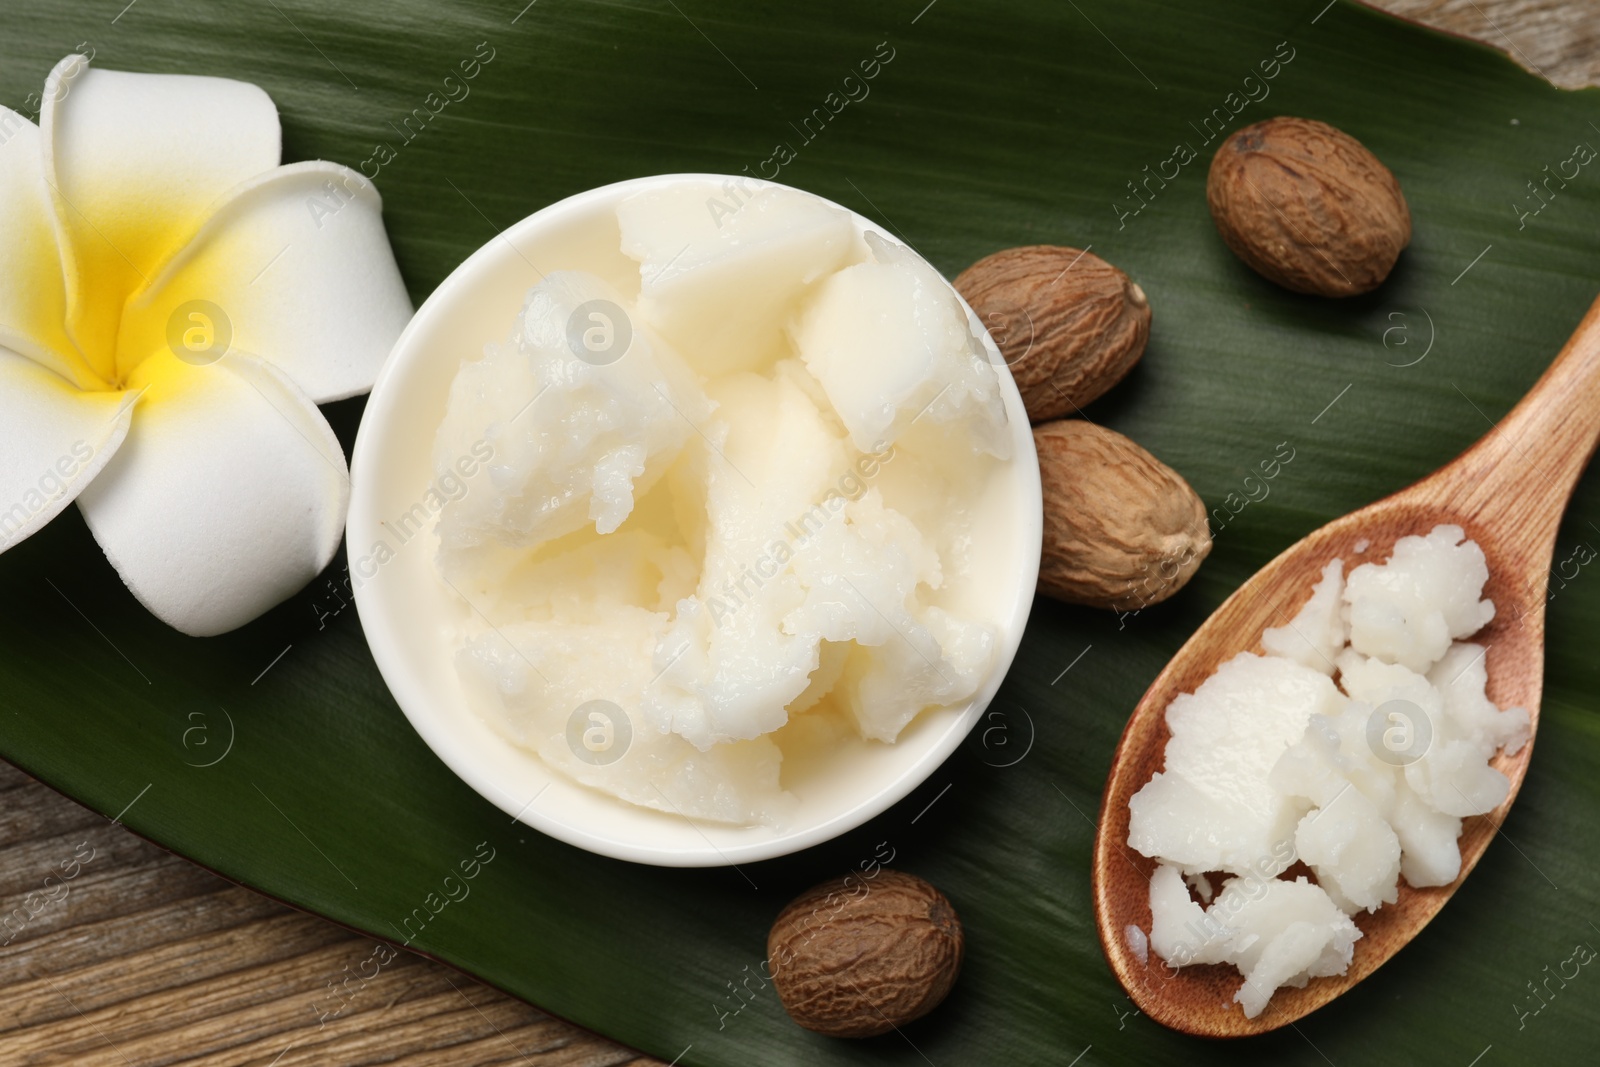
left=1428, top=643, right=1530, bottom=754
left=481, top=526, right=696, bottom=622
left=1337, top=649, right=1515, bottom=819
left=837, top=604, right=995, bottom=743
left=868, top=416, right=1001, bottom=593
left=789, top=232, right=1011, bottom=459
left=1414, top=641, right=1530, bottom=817
left=1148, top=863, right=1361, bottom=1020
left=641, top=370, right=991, bottom=750
left=1262, top=559, right=1346, bottom=674
left=1148, top=863, right=1233, bottom=967
left=780, top=486, right=993, bottom=740
left=434, top=271, right=709, bottom=565
left=616, top=181, right=863, bottom=376
left=447, top=526, right=795, bottom=825
left=784, top=488, right=941, bottom=648
left=1128, top=652, right=1342, bottom=877
left=1269, top=703, right=1384, bottom=813
left=456, top=607, right=796, bottom=827
left=1343, top=524, right=1494, bottom=673
left=1268, top=704, right=1402, bottom=914
left=1388, top=777, right=1464, bottom=886
left=1292, top=785, right=1402, bottom=915
left=1219, top=876, right=1360, bottom=1019
left=642, top=370, right=845, bottom=749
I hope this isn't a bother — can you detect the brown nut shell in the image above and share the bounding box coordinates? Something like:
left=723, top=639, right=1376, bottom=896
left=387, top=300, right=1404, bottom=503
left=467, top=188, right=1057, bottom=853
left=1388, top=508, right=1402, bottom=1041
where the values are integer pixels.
left=1206, top=116, right=1410, bottom=297
left=1035, top=419, right=1211, bottom=611
left=767, top=870, right=963, bottom=1039
left=954, top=245, right=1150, bottom=421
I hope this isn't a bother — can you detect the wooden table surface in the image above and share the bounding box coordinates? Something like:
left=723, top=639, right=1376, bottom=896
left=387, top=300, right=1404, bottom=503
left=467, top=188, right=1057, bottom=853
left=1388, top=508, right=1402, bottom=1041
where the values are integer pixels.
left=2, top=3, right=1596, bottom=1065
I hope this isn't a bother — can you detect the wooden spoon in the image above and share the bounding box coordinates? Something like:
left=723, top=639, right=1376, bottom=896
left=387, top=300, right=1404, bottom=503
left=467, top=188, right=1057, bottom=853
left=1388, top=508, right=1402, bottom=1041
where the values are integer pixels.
left=1092, top=293, right=1600, bottom=1036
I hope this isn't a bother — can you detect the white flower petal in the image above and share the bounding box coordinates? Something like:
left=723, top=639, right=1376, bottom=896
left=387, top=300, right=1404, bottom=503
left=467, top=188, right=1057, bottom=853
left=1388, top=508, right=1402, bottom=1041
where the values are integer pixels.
left=121, top=161, right=413, bottom=402
left=0, top=107, right=98, bottom=389
left=40, top=54, right=281, bottom=368
left=76, top=350, right=348, bottom=636
left=0, top=348, right=132, bottom=551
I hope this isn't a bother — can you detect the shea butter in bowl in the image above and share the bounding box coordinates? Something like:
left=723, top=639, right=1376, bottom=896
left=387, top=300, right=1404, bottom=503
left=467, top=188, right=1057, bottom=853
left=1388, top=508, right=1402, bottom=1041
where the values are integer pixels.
left=350, top=175, right=1041, bottom=866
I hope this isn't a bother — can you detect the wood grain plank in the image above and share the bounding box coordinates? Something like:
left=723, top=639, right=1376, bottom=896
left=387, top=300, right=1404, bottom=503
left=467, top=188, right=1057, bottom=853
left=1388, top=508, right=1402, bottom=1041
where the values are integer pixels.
left=0, top=773, right=652, bottom=1066
left=1374, top=0, right=1600, bottom=88
left=0, top=888, right=285, bottom=987
left=0, top=853, right=235, bottom=956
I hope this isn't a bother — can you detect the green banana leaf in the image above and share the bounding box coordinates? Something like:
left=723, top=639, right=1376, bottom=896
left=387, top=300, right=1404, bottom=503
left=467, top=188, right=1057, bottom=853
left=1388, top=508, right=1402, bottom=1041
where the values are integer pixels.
left=3, top=1, right=1598, bottom=1063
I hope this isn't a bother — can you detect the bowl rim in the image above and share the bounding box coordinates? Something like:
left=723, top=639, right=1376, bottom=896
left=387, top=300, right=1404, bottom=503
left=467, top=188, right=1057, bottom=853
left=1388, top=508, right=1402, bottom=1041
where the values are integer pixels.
left=349, top=172, right=1042, bottom=866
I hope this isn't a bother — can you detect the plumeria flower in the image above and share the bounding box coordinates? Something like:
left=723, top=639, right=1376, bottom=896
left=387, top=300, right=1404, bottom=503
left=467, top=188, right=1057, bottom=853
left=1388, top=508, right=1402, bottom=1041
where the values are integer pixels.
left=0, top=54, right=411, bottom=635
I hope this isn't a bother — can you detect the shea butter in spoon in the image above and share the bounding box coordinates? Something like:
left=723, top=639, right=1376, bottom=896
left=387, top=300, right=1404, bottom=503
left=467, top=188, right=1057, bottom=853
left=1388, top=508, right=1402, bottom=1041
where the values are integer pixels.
left=1129, top=526, right=1529, bottom=1019
left=1095, top=292, right=1600, bottom=1035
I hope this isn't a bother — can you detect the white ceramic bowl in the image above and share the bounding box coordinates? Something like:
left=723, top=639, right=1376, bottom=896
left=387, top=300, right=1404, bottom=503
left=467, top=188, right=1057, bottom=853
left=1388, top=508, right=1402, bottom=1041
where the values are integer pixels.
left=349, top=174, right=1042, bottom=866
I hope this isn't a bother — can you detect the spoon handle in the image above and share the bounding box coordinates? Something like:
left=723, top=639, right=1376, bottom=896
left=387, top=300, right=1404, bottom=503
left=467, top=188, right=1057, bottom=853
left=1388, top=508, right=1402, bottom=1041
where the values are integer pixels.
left=1434, top=292, right=1600, bottom=549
